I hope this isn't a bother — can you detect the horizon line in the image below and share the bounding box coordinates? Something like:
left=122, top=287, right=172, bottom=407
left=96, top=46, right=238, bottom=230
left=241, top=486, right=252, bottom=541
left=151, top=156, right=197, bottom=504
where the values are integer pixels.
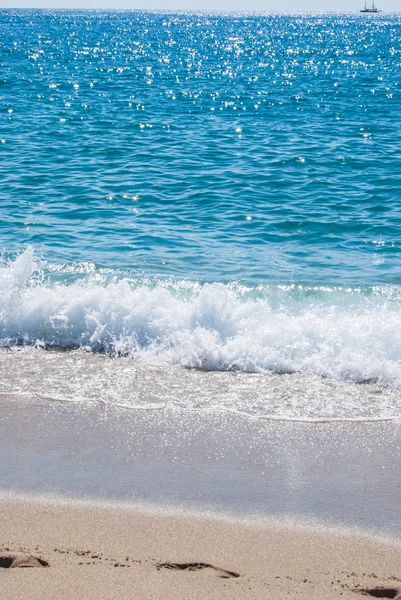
left=0, top=7, right=399, bottom=12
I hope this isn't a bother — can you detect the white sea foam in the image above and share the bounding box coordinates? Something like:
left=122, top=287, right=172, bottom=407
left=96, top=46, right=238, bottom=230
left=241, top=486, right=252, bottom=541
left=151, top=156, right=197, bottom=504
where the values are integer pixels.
left=1, top=248, right=401, bottom=388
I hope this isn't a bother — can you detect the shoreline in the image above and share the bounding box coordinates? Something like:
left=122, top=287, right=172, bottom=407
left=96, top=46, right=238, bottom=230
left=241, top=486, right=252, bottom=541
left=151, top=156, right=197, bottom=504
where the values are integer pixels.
left=2, top=385, right=401, bottom=597
left=1, top=494, right=401, bottom=599
left=1, top=395, right=401, bottom=535
left=2, top=487, right=400, bottom=544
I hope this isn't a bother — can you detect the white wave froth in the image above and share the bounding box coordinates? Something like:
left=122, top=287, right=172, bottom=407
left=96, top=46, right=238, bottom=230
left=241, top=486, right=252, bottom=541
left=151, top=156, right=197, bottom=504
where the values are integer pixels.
left=1, top=249, right=401, bottom=387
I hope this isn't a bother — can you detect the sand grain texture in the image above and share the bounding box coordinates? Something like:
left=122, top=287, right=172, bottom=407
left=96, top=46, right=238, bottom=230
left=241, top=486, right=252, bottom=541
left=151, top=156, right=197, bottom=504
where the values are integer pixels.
left=1, top=497, right=401, bottom=599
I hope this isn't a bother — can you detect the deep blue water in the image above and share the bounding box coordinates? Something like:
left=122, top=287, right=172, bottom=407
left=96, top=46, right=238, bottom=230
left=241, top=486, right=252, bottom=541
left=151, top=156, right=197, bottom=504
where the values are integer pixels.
left=1, top=11, right=401, bottom=388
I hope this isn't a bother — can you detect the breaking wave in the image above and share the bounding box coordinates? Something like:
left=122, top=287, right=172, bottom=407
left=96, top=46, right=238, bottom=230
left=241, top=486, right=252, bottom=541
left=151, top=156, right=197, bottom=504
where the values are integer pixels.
left=1, top=248, right=401, bottom=387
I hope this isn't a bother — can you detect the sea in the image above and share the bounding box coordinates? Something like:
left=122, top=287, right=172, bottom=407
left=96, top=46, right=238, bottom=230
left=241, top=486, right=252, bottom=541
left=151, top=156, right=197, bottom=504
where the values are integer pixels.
left=1, top=9, right=401, bottom=425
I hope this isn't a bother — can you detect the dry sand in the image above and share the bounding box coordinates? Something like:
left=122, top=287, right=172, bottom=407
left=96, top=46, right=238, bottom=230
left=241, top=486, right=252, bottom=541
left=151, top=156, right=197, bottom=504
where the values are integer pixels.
left=1, top=495, right=401, bottom=599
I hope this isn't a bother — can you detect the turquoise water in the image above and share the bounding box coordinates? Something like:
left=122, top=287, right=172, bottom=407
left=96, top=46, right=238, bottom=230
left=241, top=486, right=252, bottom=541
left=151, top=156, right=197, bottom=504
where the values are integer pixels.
left=2, top=11, right=401, bottom=408
left=2, top=10, right=401, bottom=283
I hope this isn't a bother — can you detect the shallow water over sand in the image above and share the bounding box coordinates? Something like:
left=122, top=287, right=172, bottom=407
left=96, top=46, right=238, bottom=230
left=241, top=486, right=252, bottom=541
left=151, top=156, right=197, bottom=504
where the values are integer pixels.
left=0, top=395, right=400, bottom=535
left=2, top=348, right=400, bottom=422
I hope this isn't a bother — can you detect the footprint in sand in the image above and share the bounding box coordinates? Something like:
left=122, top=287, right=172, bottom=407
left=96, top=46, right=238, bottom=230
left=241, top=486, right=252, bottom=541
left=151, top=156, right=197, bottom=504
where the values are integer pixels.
left=0, top=555, right=49, bottom=569
left=157, top=562, right=240, bottom=579
left=357, top=588, right=400, bottom=599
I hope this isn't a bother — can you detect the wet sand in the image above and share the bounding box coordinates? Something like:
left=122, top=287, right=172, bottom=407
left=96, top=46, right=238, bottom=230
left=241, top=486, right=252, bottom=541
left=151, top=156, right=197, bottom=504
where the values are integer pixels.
left=1, top=395, right=401, bottom=533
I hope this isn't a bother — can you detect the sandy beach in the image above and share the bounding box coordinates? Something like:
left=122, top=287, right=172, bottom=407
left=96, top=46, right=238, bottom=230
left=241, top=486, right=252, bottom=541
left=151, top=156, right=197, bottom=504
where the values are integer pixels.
left=1, top=495, right=401, bottom=600
left=1, top=391, right=401, bottom=598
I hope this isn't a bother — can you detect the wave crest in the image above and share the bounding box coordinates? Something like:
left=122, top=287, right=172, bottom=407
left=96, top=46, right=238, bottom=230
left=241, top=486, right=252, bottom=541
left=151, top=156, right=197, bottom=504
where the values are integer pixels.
left=1, top=249, right=401, bottom=386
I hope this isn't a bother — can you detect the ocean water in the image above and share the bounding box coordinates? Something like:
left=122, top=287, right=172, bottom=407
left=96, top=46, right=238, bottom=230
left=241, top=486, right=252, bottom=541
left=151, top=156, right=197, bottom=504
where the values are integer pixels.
left=1, top=10, right=401, bottom=421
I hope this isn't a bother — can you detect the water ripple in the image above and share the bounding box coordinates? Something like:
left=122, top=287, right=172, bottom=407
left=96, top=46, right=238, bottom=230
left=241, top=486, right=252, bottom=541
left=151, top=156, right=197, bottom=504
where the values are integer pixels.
left=1, top=11, right=401, bottom=284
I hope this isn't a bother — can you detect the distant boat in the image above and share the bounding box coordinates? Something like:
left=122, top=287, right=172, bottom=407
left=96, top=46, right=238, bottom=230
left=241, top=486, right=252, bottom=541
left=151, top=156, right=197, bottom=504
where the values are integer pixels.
left=360, top=0, right=381, bottom=12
